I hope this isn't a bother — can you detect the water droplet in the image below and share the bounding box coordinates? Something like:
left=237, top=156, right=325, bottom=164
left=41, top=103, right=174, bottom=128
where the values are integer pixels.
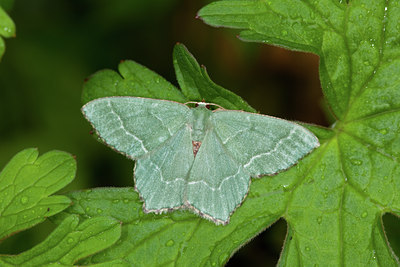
left=282, top=185, right=290, bottom=192
left=281, top=30, right=288, bottom=36
left=379, top=129, right=388, bottom=135
left=21, top=196, right=28, bottom=204
left=156, top=78, right=160, bottom=84
left=219, top=253, right=229, bottom=264
left=361, top=211, right=368, bottom=218
left=212, top=262, right=217, bottom=266
left=305, top=246, right=310, bottom=251
left=317, top=217, right=322, bottom=224
left=113, top=199, right=119, bottom=203
left=123, top=199, right=129, bottom=203
left=68, top=238, right=74, bottom=243
left=85, top=207, right=90, bottom=212
left=351, top=159, right=362, bottom=165
left=306, top=177, right=314, bottom=184
left=165, top=239, right=174, bottom=247
left=97, top=208, right=103, bottom=214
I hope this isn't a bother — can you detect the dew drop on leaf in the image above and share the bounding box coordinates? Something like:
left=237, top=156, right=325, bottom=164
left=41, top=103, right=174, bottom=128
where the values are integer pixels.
left=85, top=207, right=90, bottom=212
left=379, top=129, right=388, bottom=135
left=351, top=159, right=363, bottom=165
left=306, top=246, right=310, bottom=251
left=113, top=199, right=119, bottom=203
left=317, top=217, right=322, bottom=224
left=68, top=238, right=74, bottom=244
left=165, top=239, right=175, bottom=247
left=97, top=208, right=103, bottom=214
left=123, top=199, right=129, bottom=203
left=282, top=184, right=290, bottom=192
left=3, top=27, right=11, bottom=34
left=361, top=211, right=368, bottom=218
left=20, top=196, right=28, bottom=204
left=219, top=253, right=229, bottom=264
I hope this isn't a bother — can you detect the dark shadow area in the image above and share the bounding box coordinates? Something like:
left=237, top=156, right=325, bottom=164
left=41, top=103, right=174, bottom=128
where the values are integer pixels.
left=227, top=218, right=287, bottom=266
left=382, top=213, right=400, bottom=258
left=0, top=220, right=56, bottom=254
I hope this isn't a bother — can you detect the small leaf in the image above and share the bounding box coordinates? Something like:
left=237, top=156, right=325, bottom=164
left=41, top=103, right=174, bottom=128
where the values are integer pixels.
left=173, top=43, right=255, bottom=112
left=0, top=5, right=15, bottom=60
left=0, top=148, right=75, bottom=241
left=82, top=60, right=187, bottom=104
left=0, top=215, right=121, bottom=266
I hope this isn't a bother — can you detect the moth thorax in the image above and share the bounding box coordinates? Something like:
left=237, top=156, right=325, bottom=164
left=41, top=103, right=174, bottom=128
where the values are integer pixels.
left=191, top=105, right=213, bottom=142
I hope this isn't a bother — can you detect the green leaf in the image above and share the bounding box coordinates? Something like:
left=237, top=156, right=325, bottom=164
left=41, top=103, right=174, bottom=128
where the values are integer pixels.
left=298, top=123, right=335, bottom=143
left=82, top=60, right=187, bottom=104
left=0, top=148, right=75, bottom=241
left=198, top=0, right=400, bottom=265
left=173, top=43, right=255, bottom=112
left=82, top=45, right=255, bottom=113
left=0, top=5, right=15, bottom=60
left=0, top=215, right=121, bottom=266
left=54, top=187, right=286, bottom=266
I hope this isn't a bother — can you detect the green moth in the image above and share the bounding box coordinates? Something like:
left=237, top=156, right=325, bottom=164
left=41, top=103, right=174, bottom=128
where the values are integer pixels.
left=82, top=97, right=319, bottom=224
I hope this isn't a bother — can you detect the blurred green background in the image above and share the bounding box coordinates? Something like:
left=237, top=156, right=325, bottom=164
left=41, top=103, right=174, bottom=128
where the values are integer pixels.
left=0, top=1, right=398, bottom=266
